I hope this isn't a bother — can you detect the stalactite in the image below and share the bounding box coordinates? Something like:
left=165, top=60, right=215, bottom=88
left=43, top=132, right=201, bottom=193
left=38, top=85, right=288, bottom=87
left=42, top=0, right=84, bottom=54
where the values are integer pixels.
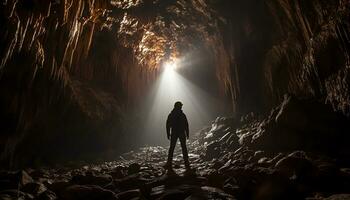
left=256, top=0, right=350, bottom=113
left=1, top=0, right=349, bottom=115
left=0, top=0, right=350, bottom=168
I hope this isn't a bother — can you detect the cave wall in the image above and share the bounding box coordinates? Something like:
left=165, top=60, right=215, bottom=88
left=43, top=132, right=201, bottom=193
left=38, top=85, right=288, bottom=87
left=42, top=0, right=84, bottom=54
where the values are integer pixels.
left=0, top=0, right=137, bottom=167
left=1, top=0, right=350, bottom=168
left=212, top=0, right=350, bottom=115
left=0, top=0, right=227, bottom=168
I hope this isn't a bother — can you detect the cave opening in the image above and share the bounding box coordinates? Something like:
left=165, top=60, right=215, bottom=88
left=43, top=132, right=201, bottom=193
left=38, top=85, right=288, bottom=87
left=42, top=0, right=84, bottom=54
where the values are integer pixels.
left=1, top=0, right=350, bottom=199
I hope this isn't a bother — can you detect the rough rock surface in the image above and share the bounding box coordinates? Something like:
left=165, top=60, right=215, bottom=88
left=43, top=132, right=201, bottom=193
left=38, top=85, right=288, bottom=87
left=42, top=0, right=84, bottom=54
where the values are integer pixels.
left=1, top=0, right=350, bottom=170
left=1, top=96, right=350, bottom=199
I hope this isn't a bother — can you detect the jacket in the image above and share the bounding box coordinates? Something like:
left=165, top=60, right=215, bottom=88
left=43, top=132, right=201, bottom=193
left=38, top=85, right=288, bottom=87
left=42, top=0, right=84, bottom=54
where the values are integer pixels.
left=166, top=109, right=189, bottom=137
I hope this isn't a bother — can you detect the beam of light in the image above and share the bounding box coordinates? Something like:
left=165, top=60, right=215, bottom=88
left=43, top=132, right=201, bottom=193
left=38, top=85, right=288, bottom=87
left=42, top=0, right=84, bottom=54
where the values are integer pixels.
left=141, top=59, right=221, bottom=146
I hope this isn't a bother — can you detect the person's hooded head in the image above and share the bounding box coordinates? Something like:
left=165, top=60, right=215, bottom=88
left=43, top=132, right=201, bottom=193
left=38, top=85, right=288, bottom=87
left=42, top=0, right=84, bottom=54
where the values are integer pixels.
left=174, top=101, right=183, bottom=111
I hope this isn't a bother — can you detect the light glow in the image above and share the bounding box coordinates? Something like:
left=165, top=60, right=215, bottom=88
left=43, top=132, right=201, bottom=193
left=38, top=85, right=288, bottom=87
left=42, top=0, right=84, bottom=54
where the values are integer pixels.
left=141, top=59, right=220, bottom=146
left=164, top=61, right=178, bottom=72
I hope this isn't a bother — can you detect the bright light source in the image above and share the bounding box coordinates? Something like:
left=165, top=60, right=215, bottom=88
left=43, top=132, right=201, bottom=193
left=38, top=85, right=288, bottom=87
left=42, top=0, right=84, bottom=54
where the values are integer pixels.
left=164, top=61, right=178, bottom=71
left=141, top=58, right=220, bottom=146
left=163, top=62, right=177, bottom=82
left=163, top=60, right=178, bottom=83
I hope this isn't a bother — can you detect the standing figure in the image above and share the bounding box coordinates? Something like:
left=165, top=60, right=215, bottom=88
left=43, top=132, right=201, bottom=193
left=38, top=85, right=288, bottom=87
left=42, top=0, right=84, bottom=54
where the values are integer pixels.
left=164, top=101, right=190, bottom=170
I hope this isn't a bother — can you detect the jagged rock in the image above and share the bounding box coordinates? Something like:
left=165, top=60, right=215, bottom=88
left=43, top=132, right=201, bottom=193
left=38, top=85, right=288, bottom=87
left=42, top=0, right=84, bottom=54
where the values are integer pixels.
left=61, top=185, right=117, bottom=200
left=249, top=151, right=265, bottom=162
left=324, top=194, right=350, bottom=200
left=71, top=172, right=112, bottom=187
left=197, top=127, right=211, bottom=145
left=240, top=112, right=256, bottom=124
left=202, top=117, right=238, bottom=146
left=275, top=151, right=316, bottom=179
left=0, top=190, right=34, bottom=200
left=36, top=190, right=57, bottom=200
left=252, top=175, right=299, bottom=200
left=198, top=186, right=236, bottom=199
left=21, top=182, right=47, bottom=196
left=1, top=95, right=350, bottom=200
left=218, top=159, right=233, bottom=173
left=205, top=141, right=221, bottom=160
left=206, top=170, right=227, bottom=188
left=223, top=177, right=240, bottom=195
left=110, top=166, right=125, bottom=179
left=115, top=173, right=150, bottom=190
left=218, top=132, right=231, bottom=143
left=250, top=95, right=350, bottom=153
left=269, top=153, right=285, bottom=165
left=156, top=184, right=197, bottom=200
left=223, top=183, right=240, bottom=196
left=238, top=132, right=253, bottom=146
left=18, top=171, right=34, bottom=186
left=115, top=189, right=140, bottom=200
left=128, top=163, right=141, bottom=175
left=212, top=160, right=225, bottom=170
left=158, top=188, right=189, bottom=200
left=312, top=164, right=350, bottom=193
left=46, top=181, right=71, bottom=194
left=225, top=165, right=300, bottom=200
left=148, top=185, right=165, bottom=199
left=29, top=170, right=49, bottom=180
left=0, top=170, right=34, bottom=190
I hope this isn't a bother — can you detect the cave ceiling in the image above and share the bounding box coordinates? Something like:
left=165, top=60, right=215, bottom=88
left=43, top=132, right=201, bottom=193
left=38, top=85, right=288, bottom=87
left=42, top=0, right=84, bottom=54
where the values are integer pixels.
left=112, top=0, right=227, bottom=73
left=0, top=0, right=231, bottom=100
left=1, top=0, right=224, bottom=69
left=1, top=0, right=349, bottom=114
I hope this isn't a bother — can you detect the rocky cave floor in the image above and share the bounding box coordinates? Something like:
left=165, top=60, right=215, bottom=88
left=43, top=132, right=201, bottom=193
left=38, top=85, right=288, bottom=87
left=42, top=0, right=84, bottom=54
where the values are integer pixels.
left=2, top=95, right=350, bottom=200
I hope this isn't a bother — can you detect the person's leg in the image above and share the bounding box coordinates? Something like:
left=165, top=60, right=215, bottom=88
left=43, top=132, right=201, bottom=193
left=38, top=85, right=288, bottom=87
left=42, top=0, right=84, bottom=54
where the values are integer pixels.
left=166, top=134, right=178, bottom=168
left=179, top=134, right=190, bottom=168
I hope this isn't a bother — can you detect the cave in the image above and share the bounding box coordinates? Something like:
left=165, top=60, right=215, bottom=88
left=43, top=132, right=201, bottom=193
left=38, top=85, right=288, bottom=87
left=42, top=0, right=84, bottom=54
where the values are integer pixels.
left=1, top=0, right=350, bottom=199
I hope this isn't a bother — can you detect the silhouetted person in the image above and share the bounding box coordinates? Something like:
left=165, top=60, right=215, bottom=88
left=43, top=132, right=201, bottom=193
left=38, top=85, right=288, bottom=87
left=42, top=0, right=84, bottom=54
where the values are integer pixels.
left=164, top=101, right=190, bottom=170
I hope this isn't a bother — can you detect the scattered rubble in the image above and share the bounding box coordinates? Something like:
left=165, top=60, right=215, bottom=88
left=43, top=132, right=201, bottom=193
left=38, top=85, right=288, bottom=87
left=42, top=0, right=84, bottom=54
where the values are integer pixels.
left=1, top=95, right=350, bottom=199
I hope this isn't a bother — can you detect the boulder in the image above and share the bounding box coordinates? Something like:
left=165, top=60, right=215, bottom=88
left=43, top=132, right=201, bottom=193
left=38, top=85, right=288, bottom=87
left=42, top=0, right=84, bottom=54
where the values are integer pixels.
left=158, top=189, right=188, bottom=200
left=202, top=117, right=238, bottom=144
left=275, top=151, right=316, bottom=179
left=46, top=181, right=71, bottom=194
left=252, top=175, right=298, bottom=200
left=61, top=185, right=117, bottom=200
left=21, top=182, right=47, bottom=196
left=198, top=186, right=236, bottom=200
left=206, top=170, right=227, bottom=188
left=110, top=166, right=125, bottom=179
left=324, top=194, right=350, bottom=200
left=115, top=173, right=150, bottom=191
left=71, top=172, right=112, bottom=187
left=250, top=95, right=350, bottom=153
left=0, top=190, right=34, bottom=200
left=115, top=189, right=140, bottom=200
left=157, top=184, right=196, bottom=200
left=313, top=164, right=350, bottom=193
left=36, top=190, right=57, bottom=200
left=0, top=170, right=34, bottom=189
left=128, top=163, right=141, bottom=175
left=205, top=141, right=221, bottom=160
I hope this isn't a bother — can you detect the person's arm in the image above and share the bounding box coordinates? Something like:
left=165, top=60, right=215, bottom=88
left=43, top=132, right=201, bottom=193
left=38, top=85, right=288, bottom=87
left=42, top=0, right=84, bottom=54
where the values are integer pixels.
left=184, top=114, right=189, bottom=139
left=166, top=114, right=171, bottom=140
